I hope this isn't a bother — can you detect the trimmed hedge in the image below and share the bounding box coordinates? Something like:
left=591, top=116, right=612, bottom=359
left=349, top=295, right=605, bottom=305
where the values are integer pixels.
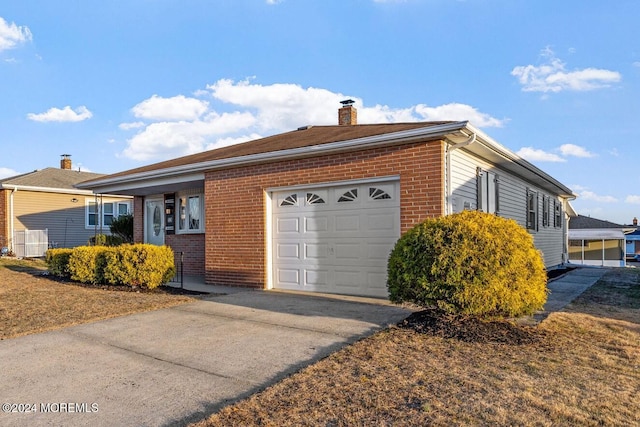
left=103, top=244, right=175, bottom=289
left=46, top=244, right=175, bottom=289
left=387, top=210, right=547, bottom=318
left=45, top=248, right=74, bottom=277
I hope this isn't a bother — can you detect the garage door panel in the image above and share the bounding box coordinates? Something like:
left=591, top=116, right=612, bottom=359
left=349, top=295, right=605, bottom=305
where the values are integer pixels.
left=276, top=217, right=300, bottom=234
left=304, top=243, right=329, bottom=260
left=277, top=243, right=300, bottom=259
left=304, top=216, right=329, bottom=233
left=367, top=243, right=394, bottom=260
left=335, top=214, right=360, bottom=232
left=366, top=212, right=399, bottom=232
left=277, top=268, right=300, bottom=286
left=305, top=269, right=329, bottom=287
left=334, top=269, right=362, bottom=289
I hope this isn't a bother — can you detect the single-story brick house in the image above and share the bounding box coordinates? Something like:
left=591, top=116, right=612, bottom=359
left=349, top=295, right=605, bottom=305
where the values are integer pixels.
left=78, top=103, right=575, bottom=298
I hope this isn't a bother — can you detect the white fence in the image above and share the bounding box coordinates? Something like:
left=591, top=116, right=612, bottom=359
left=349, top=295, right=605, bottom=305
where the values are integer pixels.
left=13, top=229, right=49, bottom=258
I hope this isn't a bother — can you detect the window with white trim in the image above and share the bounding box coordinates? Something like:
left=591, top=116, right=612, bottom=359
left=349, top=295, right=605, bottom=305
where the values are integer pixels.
left=477, top=168, right=500, bottom=214
left=526, top=189, right=538, bottom=231
left=177, top=193, right=204, bottom=233
left=86, top=199, right=131, bottom=229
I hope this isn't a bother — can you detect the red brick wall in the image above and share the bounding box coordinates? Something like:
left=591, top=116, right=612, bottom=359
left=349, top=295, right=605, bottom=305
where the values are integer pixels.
left=204, top=139, right=445, bottom=287
left=133, top=196, right=144, bottom=243
left=165, top=233, right=205, bottom=276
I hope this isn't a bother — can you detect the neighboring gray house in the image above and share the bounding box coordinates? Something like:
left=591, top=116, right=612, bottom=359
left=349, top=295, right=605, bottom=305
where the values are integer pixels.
left=568, top=215, right=634, bottom=267
left=0, top=155, right=132, bottom=256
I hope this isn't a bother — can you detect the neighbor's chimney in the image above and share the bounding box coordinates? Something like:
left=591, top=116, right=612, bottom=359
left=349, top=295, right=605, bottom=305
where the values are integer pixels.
left=60, top=154, right=72, bottom=170
left=338, top=99, right=357, bottom=126
left=634, top=217, right=638, bottom=226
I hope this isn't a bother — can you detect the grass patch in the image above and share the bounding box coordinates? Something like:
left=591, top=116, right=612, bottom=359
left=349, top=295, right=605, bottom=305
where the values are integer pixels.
left=194, top=268, right=640, bottom=426
left=0, top=257, right=196, bottom=340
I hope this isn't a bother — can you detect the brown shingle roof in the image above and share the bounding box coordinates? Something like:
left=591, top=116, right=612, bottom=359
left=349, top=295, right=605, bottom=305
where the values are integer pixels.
left=0, top=168, right=104, bottom=190
left=91, top=122, right=453, bottom=181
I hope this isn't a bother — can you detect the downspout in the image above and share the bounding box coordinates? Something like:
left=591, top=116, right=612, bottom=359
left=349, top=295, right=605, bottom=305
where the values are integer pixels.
left=562, top=195, right=577, bottom=265
left=9, top=187, right=17, bottom=253
left=445, top=133, right=477, bottom=215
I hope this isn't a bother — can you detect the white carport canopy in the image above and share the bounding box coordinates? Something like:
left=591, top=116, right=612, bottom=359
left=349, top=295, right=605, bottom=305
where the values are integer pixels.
left=569, top=229, right=625, bottom=240
left=568, top=228, right=626, bottom=267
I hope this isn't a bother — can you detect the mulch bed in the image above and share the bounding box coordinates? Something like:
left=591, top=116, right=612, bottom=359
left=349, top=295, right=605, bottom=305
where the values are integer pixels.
left=397, top=308, right=547, bottom=345
left=32, top=271, right=208, bottom=296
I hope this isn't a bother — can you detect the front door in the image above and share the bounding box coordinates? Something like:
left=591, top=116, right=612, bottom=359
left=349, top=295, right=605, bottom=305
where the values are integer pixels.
left=145, top=198, right=164, bottom=245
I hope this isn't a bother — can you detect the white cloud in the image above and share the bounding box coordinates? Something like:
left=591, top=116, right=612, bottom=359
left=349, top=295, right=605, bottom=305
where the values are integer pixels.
left=625, top=195, right=640, bottom=204
left=516, top=147, right=565, bottom=162
left=0, top=17, right=32, bottom=52
left=576, top=189, right=618, bottom=203
left=512, top=48, right=621, bottom=93
left=27, top=106, right=93, bottom=122
left=119, top=121, right=146, bottom=130
left=121, top=111, right=256, bottom=161
left=0, top=167, right=18, bottom=179
left=121, top=78, right=504, bottom=162
left=131, top=95, right=209, bottom=121
left=558, top=143, right=595, bottom=158
left=633, top=62, right=640, bottom=68
left=413, top=103, right=505, bottom=127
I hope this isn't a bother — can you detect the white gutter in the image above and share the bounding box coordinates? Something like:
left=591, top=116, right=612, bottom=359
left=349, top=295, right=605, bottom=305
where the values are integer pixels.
left=444, top=133, right=477, bottom=214
left=78, top=121, right=470, bottom=190
left=9, top=187, right=16, bottom=252
left=0, top=184, right=101, bottom=196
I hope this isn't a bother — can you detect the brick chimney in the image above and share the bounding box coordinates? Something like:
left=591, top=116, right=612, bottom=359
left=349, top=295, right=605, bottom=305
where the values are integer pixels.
left=60, top=154, right=72, bottom=170
left=338, top=99, right=357, bottom=126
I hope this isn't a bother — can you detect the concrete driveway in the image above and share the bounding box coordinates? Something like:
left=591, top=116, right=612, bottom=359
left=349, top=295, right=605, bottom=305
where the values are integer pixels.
left=0, top=289, right=412, bottom=427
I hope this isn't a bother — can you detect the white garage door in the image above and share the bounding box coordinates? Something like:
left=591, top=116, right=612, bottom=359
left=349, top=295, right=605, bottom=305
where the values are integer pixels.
left=272, top=180, right=400, bottom=298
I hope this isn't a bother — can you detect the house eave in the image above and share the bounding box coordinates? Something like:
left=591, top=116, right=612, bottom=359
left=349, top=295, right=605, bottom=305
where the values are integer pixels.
left=77, top=121, right=470, bottom=194
left=78, top=120, right=574, bottom=199
left=0, top=184, right=100, bottom=196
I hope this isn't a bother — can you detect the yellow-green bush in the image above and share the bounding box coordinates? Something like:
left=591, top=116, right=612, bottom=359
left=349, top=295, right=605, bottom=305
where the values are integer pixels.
left=103, top=244, right=175, bottom=289
left=387, top=210, right=547, bottom=318
left=68, top=246, right=112, bottom=284
left=45, top=248, right=74, bottom=277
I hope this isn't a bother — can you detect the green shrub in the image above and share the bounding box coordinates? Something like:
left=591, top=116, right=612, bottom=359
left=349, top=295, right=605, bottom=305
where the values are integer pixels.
left=45, top=248, right=74, bottom=277
left=387, top=210, right=547, bottom=318
left=109, top=213, right=133, bottom=244
left=89, top=234, right=125, bottom=247
left=68, top=246, right=112, bottom=284
left=103, top=244, right=175, bottom=289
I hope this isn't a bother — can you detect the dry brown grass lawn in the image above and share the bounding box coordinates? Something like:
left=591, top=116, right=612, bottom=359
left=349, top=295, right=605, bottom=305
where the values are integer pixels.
left=0, top=257, right=196, bottom=340
left=196, top=268, right=640, bottom=427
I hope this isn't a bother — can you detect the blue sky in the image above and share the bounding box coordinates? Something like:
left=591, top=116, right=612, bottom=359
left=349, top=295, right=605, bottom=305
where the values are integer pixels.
left=1, top=1, right=638, bottom=224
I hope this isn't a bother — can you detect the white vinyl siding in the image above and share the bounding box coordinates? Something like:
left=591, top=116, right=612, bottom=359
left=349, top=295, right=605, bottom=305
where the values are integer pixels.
left=449, top=149, right=566, bottom=268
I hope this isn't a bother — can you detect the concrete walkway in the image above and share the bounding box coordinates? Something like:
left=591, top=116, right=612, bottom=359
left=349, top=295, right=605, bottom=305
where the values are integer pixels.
left=534, top=266, right=609, bottom=321
left=0, top=289, right=411, bottom=427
